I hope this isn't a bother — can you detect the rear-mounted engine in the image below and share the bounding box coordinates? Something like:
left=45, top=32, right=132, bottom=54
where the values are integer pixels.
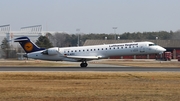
left=41, top=48, right=59, bottom=55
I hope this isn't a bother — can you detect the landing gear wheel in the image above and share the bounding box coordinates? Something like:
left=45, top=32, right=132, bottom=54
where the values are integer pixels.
left=80, top=59, right=88, bottom=67
left=80, top=63, right=88, bottom=67
left=84, top=63, right=88, bottom=67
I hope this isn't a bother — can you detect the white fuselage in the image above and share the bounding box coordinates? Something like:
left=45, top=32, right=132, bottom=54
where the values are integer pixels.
left=26, top=41, right=166, bottom=62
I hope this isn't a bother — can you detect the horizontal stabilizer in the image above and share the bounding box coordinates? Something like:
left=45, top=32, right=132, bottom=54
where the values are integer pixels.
left=14, top=38, right=28, bottom=42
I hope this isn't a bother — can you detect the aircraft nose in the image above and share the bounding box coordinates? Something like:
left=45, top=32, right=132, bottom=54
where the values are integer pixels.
left=158, top=47, right=166, bottom=53
left=162, top=48, right=166, bottom=52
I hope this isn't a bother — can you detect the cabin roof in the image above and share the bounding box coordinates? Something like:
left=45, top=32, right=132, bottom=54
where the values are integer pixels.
left=83, top=39, right=180, bottom=48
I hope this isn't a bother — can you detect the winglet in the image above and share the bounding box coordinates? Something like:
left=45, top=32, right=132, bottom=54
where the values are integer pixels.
left=14, top=36, right=45, bottom=53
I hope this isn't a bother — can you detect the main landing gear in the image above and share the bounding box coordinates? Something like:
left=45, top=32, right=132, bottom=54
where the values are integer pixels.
left=80, top=59, right=88, bottom=67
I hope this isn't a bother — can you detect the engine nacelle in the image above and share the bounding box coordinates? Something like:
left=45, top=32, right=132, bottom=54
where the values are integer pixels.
left=42, top=47, right=59, bottom=55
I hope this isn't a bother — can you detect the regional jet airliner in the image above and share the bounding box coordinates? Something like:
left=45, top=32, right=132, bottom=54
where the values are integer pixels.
left=14, top=36, right=166, bottom=67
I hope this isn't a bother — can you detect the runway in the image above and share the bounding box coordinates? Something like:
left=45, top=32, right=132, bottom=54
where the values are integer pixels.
left=0, top=67, right=180, bottom=72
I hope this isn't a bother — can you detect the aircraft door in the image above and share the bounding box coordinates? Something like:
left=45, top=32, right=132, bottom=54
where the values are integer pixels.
left=58, top=48, right=63, bottom=56
left=139, top=44, right=145, bottom=53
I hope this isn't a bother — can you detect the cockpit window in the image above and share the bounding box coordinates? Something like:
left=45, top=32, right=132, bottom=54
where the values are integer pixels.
left=149, top=44, right=156, bottom=46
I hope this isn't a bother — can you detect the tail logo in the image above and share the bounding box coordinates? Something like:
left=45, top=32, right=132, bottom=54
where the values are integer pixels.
left=24, top=42, right=33, bottom=52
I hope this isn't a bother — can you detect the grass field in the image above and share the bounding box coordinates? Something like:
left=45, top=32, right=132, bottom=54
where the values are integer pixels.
left=0, top=60, right=77, bottom=67
left=0, top=59, right=180, bottom=101
left=0, top=72, right=180, bottom=101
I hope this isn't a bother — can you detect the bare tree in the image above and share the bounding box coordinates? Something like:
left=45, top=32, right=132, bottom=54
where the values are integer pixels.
left=172, top=30, right=180, bottom=39
left=46, top=33, right=56, bottom=46
left=53, top=32, right=71, bottom=47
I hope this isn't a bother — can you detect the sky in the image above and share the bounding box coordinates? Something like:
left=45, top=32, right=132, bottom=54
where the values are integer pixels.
left=0, top=0, right=180, bottom=34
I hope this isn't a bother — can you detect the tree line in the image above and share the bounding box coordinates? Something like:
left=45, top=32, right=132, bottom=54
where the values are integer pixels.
left=37, top=30, right=180, bottom=48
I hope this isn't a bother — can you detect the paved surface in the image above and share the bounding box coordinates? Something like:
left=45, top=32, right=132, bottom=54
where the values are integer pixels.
left=0, top=59, right=179, bottom=72
left=0, top=67, right=180, bottom=72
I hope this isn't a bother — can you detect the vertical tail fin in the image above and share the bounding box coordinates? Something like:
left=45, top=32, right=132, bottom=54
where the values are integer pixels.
left=14, top=36, right=45, bottom=53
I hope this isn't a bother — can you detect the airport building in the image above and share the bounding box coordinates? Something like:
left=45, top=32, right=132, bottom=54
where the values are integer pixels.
left=0, top=24, right=66, bottom=59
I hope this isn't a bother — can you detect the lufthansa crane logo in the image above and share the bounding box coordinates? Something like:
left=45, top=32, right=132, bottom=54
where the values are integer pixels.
left=24, top=42, right=33, bottom=52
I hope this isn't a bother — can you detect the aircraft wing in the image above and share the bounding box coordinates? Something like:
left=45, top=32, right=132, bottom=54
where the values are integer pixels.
left=66, top=55, right=102, bottom=60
